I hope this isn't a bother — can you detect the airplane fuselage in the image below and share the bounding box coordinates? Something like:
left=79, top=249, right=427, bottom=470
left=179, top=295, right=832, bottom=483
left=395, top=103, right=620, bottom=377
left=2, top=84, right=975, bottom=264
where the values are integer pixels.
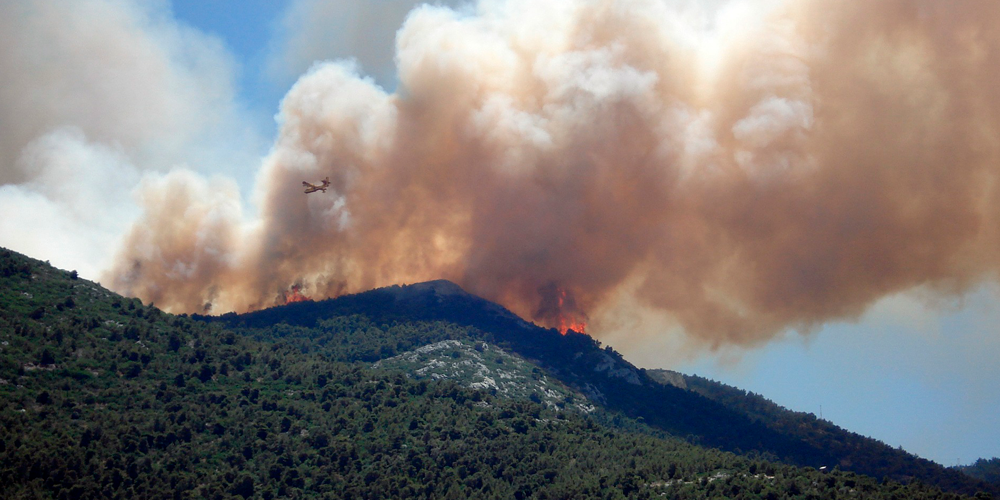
left=303, top=178, right=330, bottom=194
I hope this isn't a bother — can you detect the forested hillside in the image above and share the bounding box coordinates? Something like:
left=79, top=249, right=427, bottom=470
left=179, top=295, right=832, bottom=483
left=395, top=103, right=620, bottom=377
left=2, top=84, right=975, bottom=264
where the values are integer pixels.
left=957, top=458, right=1000, bottom=486
left=648, top=370, right=995, bottom=495
left=0, top=248, right=991, bottom=499
left=212, top=279, right=997, bottom=496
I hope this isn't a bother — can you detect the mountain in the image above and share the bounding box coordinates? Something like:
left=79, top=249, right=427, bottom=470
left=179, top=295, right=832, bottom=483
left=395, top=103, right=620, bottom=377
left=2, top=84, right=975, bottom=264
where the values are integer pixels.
left=209, top=282, right=818, bottom=459
left=0, top=247, right=992, bottom=499
left=208, top=278, right=997, bottom=496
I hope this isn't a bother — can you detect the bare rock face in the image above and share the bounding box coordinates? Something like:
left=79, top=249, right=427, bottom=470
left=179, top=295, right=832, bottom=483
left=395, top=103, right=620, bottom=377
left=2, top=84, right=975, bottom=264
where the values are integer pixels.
left=646, top=369, right=688, bottom=390
left=373, top=339, right=595, bottom=414
left=594, top=353, right=642, bottom=386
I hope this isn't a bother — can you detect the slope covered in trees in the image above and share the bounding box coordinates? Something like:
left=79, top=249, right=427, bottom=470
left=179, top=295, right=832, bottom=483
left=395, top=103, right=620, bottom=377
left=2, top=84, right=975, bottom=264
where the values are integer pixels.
left=209, top=283, right=829, bottom=464
left=211, top=279, right=997, bottom=496
left=956, top=458, right=1000, bottom=486
left=0, top=248, right=992, bottom=499
left=648, top=370, right=996, bottom=496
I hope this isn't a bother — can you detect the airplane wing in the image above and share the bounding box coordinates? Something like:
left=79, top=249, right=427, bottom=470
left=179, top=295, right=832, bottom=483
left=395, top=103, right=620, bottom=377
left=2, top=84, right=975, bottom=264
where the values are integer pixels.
left=303, top=179, right=328, bottom=194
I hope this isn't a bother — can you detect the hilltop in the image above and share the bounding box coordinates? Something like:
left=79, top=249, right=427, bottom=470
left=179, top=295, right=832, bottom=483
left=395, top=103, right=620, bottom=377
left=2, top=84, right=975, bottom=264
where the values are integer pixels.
left=206, top=277, right=995, bottom=496
left=0, top=247, right=993, bottom=499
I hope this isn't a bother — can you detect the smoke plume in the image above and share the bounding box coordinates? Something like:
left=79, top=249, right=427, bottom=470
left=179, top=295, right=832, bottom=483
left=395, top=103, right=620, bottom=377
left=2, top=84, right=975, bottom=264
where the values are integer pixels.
left=0, top=0, right=258, bottom=278
left=108, top=0, right=1000, bottom=347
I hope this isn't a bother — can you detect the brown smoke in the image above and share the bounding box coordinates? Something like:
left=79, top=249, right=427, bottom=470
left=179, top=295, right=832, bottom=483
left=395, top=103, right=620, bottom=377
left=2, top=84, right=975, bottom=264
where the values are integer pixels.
left=107, top=0, right=1000, bottom=347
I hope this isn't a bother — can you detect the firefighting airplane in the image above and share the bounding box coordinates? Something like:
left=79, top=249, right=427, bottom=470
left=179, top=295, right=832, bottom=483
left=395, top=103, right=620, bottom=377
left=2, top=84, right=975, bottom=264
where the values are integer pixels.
left=302, top=177, right=330, bottom=194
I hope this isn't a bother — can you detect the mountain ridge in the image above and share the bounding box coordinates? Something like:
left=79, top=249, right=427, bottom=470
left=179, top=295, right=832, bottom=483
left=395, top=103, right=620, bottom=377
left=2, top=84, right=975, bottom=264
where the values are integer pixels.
left=1, top=247, right=995, bottom=498
left=205, top=278, right=996, bottom=496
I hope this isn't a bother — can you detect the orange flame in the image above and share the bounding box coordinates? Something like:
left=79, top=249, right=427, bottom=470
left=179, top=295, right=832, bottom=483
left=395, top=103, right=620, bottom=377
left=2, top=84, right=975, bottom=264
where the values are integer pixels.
left=556, top=316, right=587, bottom=335
left=536, top=284, right=587, bottom=335
left=285, top=285, right=310, bottom=304
left=556, top=288, right=586, bottom=334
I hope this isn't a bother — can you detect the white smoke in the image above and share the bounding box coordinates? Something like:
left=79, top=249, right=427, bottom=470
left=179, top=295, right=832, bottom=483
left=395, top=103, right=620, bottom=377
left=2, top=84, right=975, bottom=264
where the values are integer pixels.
left=0, top=0, right=262, bottom=278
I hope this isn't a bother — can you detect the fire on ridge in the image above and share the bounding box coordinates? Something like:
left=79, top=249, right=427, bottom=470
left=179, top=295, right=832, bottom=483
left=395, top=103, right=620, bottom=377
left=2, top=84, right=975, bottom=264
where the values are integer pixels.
left=107, top=0, right=1000, bottom=349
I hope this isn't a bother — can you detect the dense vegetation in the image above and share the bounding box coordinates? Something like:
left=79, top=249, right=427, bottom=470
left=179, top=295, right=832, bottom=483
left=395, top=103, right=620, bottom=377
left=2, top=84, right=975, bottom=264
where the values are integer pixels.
left=957, top=459, right=1000, bottom=486
left=211, top=280, right=998, bottom=497
left=647, top=370, right=995, bottom=495
left=209, top=283, right=833, bottom=463
left=0, top=248, right=994, bottom=499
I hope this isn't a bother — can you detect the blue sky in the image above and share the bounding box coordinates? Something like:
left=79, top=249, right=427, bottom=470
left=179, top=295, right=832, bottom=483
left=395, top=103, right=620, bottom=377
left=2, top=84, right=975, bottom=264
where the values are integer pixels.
left=676, top=292, right=1000, bottom=467
left=3, top=0, right=996, bottom=468
left=170, top=0, right=291, bottom=136
left=147, top=0, right=1000, bottom=466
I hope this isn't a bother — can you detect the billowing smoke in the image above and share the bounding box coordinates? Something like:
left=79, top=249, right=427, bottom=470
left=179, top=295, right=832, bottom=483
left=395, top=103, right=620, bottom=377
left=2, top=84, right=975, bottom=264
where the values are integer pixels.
left=0, top=0, right=260, bottom=279
left=108, top=0, right=1000, bottom=347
